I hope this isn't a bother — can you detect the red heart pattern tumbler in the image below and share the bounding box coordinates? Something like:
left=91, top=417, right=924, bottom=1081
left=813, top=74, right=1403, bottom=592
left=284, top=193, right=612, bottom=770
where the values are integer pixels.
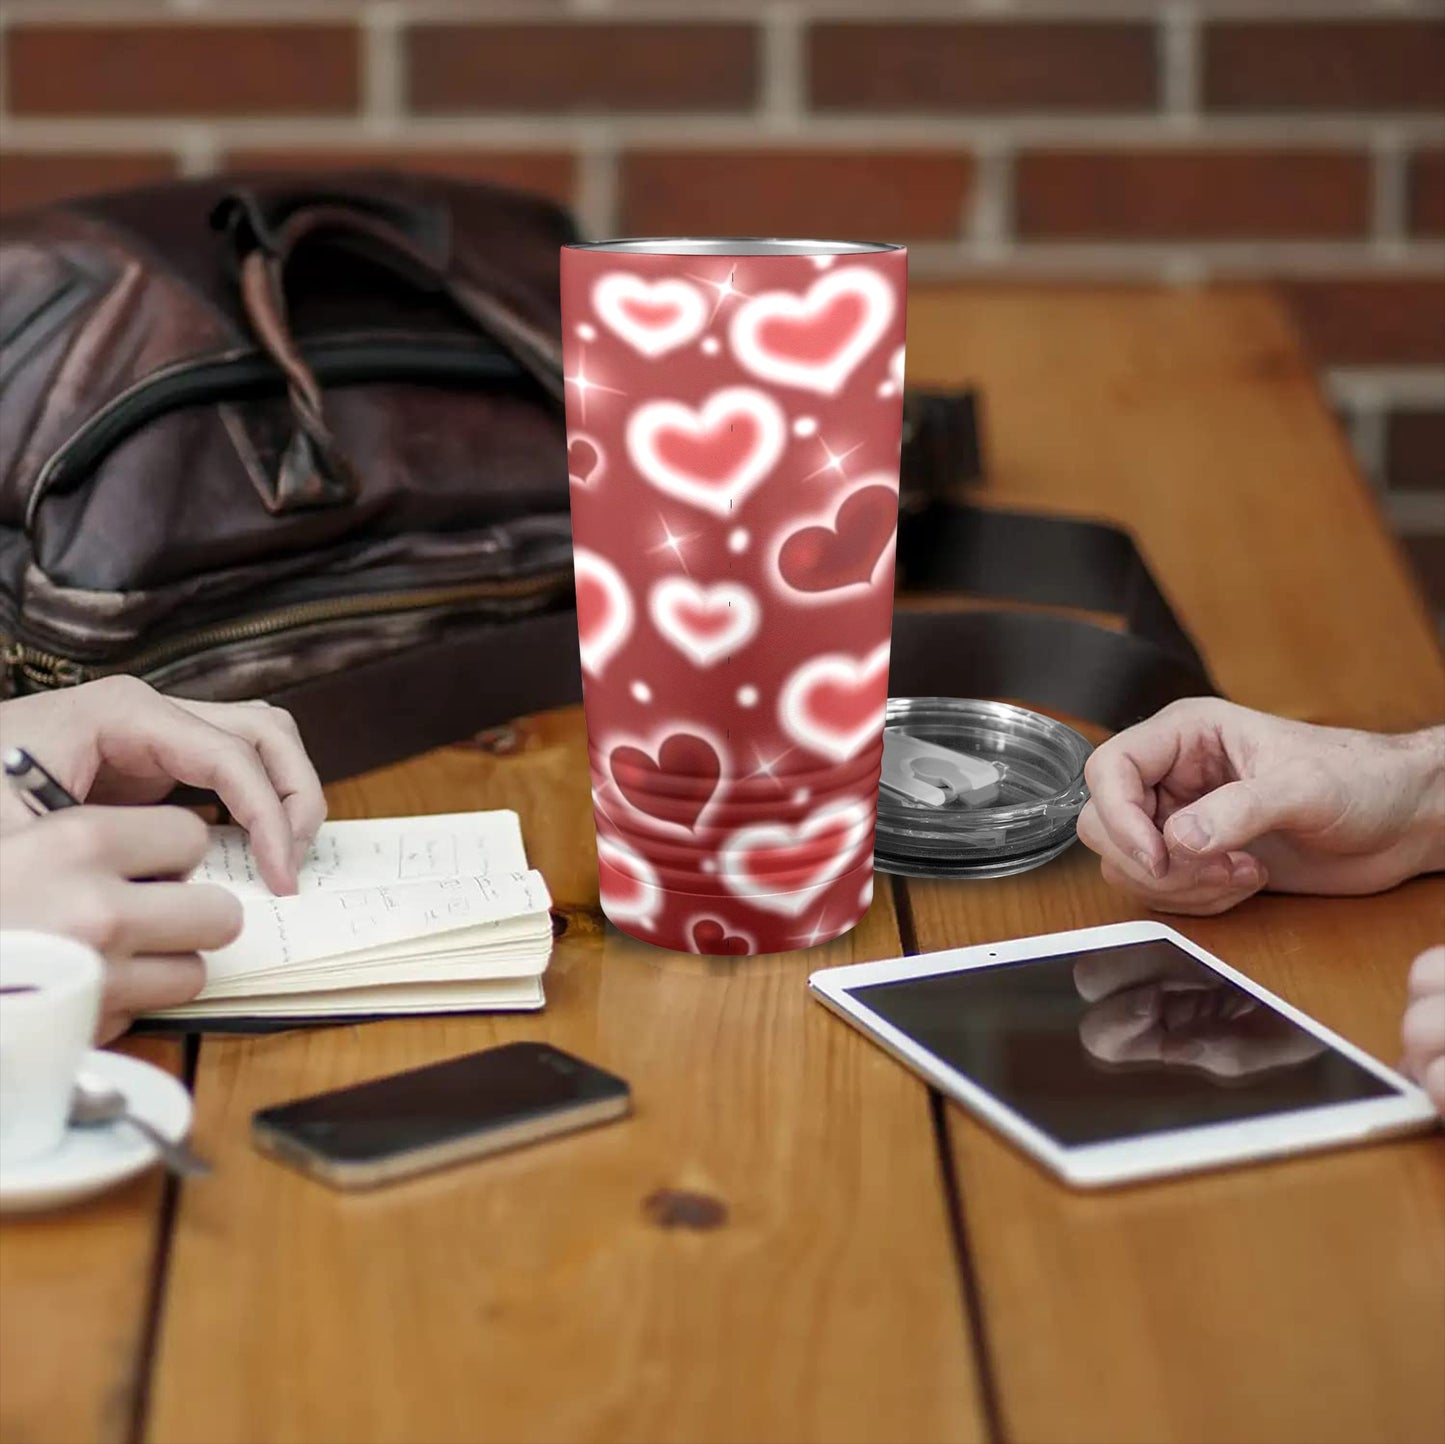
left=561, top=239, right=907, bottom=955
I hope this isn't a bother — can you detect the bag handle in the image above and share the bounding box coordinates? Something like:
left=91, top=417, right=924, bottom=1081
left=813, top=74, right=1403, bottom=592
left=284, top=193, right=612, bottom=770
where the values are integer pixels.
left=214, top=189, right=564, bottom=513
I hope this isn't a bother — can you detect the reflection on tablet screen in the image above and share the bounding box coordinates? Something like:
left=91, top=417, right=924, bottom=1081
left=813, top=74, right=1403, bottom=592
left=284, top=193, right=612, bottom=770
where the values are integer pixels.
left=846, top=940, right=1396, bottom=1147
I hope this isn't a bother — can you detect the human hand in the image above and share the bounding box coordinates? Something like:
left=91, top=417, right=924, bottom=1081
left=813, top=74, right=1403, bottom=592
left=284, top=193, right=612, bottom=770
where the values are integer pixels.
left=1401, top=946, right=1445, bottom=1116
left=1073, top=944, right=1326, bottom=1079
left=1077, top=699, right=1445, bottom=916
left=0, top=807, right=241, bottom=1041
left=0, top=676, right=325, bottom=893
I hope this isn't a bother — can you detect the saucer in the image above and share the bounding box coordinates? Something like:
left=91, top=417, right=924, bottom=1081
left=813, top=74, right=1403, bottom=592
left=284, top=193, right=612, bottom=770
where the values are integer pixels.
left=0, top=1049, right=193, bottom=1215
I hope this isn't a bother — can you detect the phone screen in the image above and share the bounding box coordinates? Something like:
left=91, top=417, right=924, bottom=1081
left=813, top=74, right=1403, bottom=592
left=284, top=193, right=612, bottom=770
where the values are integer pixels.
left=844, top=940, right=1399, bottom=1148
left=253, top=1043, right=629, bottom=1164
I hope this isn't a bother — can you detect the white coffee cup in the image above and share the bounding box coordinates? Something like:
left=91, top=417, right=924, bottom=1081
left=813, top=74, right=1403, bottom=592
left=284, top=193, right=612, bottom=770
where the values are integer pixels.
left=0, top=931, right=103, bottom=1166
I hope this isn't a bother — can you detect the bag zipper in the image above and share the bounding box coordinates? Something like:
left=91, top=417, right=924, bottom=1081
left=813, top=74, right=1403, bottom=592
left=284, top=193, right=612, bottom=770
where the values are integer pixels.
left=2, top=570, right=571, bottom=691
left=26, top=337, right=530, bottom=525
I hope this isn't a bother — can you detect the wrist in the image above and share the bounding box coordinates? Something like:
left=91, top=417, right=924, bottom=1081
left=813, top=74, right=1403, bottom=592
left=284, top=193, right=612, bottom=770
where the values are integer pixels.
left=1399, top=726, right=1445, bottom=877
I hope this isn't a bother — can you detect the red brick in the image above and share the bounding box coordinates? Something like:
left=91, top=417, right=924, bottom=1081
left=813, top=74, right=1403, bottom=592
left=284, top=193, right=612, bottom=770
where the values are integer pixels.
left=1016, top=148, right=1371, bottom=241
left=1386, top=409, right=1445, bottom=493
left=1402, top=536, right=1445, bottom=616
left=0, top=152, right=178, bottom=214
left=5, top=24, right=359, bottom=116
left=224, top=150, right=576, bottom=207
left=619, top=150, right=972, bottom=243
left=1408, top=149, right=1445, bottom=238
left=1277, top=279, right=1445, bottom=366
left=808, top=22, right=1156, bottom=112
left=407, top=24, right=757, bottom=113
left=1204, top=21, right=1445, bottom=112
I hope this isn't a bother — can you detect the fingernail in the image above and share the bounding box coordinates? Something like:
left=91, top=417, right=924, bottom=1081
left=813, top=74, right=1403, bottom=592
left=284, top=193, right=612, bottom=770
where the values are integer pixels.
left=1133, top=849, right=1159, bottom=877
left=1229, top=856, right=1257, bottom=885
left=1133, top=991, right=1159, bottom=1018
left=1172, top=813, right=1210, bottom=852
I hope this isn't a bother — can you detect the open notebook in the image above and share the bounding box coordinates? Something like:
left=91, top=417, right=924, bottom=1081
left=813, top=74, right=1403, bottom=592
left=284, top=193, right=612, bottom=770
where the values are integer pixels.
left=150, top=812, right=553, bottom=1021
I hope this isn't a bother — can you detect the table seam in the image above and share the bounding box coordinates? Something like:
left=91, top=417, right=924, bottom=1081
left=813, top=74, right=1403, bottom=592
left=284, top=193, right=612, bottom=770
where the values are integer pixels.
left=124, top=1031, right=197, bottom=1444
left=892, top=874, right=1007, bottom=1444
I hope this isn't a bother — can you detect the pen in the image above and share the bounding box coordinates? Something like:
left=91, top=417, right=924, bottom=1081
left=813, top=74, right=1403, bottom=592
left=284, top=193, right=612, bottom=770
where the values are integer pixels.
left=2, top=747, right=80, bottom=815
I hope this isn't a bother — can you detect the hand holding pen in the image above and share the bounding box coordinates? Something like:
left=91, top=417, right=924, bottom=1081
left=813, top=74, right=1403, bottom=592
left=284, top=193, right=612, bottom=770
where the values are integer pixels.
left=0, top=678, right=327, bottom=1037
left=3, top=747, right=82, bottom=814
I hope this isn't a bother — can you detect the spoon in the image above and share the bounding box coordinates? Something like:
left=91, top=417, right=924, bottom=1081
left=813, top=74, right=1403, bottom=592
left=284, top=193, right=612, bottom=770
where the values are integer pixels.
left=69, top=1077, right=211, bottom=1178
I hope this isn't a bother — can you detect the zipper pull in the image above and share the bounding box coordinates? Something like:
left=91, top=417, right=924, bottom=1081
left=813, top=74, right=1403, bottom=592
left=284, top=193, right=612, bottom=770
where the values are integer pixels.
left=3, top=642, right=89, bottom=692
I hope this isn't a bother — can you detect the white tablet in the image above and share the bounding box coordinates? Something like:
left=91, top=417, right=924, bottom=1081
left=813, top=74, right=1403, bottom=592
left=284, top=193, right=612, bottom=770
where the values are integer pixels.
left=809, top=920, right=1437, bottom=1188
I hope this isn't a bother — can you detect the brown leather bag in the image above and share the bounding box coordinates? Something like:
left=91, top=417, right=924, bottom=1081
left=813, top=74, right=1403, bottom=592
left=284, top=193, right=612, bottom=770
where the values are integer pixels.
left=1, top=173, right=587, bottom=767
left=2, top=172, right=1214, bottom=781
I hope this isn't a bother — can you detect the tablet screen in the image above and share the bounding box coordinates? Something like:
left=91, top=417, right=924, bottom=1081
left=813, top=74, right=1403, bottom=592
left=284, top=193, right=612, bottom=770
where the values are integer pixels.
left=845, top=939, right=1397, bottom=1147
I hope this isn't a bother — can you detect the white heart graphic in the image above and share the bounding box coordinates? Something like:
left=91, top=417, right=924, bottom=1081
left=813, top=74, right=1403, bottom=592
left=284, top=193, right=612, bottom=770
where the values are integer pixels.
left=778, top=642, right=891, bottom=763
left=730, top=266, right=896, bottom=396
left=573, top=547, right=633, bottom=679
left=649, top=578, right=760, bottom=668
left=596, top=834, right=661, bottom=926
left=567, top=432, right=605, bottom=489
left=719, top=799, right=873, bottom=917
left=627, top=386, right=786, bottom=519
left=593, top=274, right=707, bottom=358
left=889, top=344, right=906, bottom=391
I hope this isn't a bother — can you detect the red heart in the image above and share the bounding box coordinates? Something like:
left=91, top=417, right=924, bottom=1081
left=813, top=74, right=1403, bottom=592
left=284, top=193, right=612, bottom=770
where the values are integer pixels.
left=575, top=572, right=609, bottom=648
left=611, top=733, right=721, bottom=830
left=779, top=644, right=890, bottom=763
left=808, top=679, right=878, bottom=737
left=692, top=919, right=750, bottom=956
left=719, top=800, right=872, bottom=916
left=568, top=438, right=600, bottom=483
left=736, top=813, right=856, bottom=891
left=757, top=291, right=867, bottom=366
left=655, top=412, right=762, bottom=486
left=621, top=296, right=683, bottom=329
left=778, top=485, right=897, bottom=592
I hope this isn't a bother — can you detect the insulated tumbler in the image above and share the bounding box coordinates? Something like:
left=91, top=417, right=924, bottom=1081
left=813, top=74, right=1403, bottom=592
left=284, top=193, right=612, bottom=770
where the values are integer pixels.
left=561, top=238, right=907, bottom=955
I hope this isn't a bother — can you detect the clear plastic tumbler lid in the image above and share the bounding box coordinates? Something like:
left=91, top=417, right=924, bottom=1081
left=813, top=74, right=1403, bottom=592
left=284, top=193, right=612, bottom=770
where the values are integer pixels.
left=874, top=698, right=1092, bottom=879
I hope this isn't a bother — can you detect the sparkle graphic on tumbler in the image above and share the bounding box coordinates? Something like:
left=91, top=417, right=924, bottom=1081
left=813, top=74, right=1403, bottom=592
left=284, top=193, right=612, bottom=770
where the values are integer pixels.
left=689, top=266, right=749, bottom=325
left=565, top=354, right=623, bottom=423
left=802, top=438, right=865, bottom=483
left=562, top=238, right=905, bottom=953
left=794, top=914, right=835, bottom=948
left=649, top=515, right=699, bottom=575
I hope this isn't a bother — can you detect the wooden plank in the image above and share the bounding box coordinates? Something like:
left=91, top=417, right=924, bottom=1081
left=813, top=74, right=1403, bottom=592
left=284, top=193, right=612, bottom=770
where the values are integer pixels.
left=146, top=708, right=986, bottom=1444
left=907, top=282, right=1444, bottom=730
left=902, top=285, right=1445, bottom=1444
left=0, top=1036, right=183, bottom=1444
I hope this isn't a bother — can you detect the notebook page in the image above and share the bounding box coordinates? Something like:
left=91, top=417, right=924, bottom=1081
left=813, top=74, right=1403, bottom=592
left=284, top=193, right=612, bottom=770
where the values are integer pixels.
left=195, top=812, right=529, bottom=899
left=153, top=975, right=546, bottom=1020
left=202, top=870, right=552, bottom=986
left=198, top=914, right=553, bottom=996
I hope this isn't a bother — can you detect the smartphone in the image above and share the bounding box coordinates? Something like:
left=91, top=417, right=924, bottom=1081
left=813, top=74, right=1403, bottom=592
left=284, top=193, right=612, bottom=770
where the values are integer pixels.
left=251, top=1042, right=631, bottom=1190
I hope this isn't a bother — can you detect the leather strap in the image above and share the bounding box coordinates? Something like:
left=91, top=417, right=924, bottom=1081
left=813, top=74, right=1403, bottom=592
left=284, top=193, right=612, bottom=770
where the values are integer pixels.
left=220, top=189, right=565, bottom=511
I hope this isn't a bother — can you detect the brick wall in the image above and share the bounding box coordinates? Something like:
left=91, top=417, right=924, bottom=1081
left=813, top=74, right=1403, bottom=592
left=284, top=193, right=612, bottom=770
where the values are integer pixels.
left=2, top=0, right=1442, bottom=614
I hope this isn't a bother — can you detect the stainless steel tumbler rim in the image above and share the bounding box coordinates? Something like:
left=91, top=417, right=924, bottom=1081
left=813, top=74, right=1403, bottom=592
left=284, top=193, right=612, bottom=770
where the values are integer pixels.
left=564, top=237, right=903, bottom=256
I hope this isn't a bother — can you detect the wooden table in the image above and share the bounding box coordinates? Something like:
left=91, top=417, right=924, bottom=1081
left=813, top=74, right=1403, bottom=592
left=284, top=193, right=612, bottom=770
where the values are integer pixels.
left=3, top=287, right=1442, bottom=1444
